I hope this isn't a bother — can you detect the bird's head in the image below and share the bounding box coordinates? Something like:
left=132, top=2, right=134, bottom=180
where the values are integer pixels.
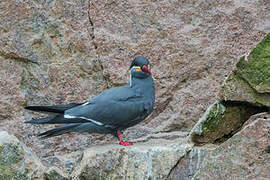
left=130, top=56, right=152, bottom=78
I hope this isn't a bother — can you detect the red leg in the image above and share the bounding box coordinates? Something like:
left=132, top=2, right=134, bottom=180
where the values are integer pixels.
left=117, top=131, right=133, bottom=146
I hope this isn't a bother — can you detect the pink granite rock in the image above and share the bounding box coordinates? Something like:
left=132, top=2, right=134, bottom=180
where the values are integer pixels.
left=169, top=113, right=270, bottom=180
left=193, top=114, right=270, bottom=179
left=0, top=0, right=270, bottom=178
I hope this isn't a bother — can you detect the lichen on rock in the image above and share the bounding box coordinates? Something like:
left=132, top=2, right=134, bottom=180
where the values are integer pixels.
left=0, top=131, right=44, bottom=180
left=191, top=34, right=270, bottom=145
left=0, top=0, right=270, bottom=179
left=190, top=101, right=268, bottom=144
left=193, top=115, right=270, bottom=179
left=235, top=34, right=270, bottom=93
left=220, top=34, right=270, bottom=107
left=44, top=167, right=69, bottom=180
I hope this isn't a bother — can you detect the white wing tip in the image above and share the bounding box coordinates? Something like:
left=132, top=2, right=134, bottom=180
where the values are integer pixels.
left=64, top=114, right=76, bottom=119
left=64, top=114, right=104, bottom=126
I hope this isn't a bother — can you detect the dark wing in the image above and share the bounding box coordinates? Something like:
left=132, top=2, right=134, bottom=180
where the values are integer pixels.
left=64, top=86, right=153, bottom=128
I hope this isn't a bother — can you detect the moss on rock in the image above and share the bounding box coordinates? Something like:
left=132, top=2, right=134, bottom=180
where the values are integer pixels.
left=235, top=34, right=270, bottom=93
left=45, top=167, right=69, bottom=180
left=190, top=101, right=267, bottom=144
left=0, top=131, right=44, bottom=180
left=203, top=103, right=225, bottom=133
left=220, top=34, right=270, bottom=108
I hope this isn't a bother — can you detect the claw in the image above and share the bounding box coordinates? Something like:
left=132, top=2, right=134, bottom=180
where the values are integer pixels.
left=117, top=131, right=133, bottom=146
left=119, top=141, right=133, bottom=146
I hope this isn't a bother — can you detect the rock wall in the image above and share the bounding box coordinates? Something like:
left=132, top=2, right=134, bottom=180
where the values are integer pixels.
left=0, top=0, right=270, bottom=179
left=169, top=114, right=270, bottom=180
left=170, top=33, right=270, bottom=179
left=0, top=131, right=44, bottom=179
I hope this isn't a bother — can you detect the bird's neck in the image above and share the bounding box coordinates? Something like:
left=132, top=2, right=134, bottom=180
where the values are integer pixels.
left=129, top=75, right=155, bottom=97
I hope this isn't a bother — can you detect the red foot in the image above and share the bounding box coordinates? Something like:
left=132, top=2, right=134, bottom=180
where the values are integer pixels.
left=119, top=141, right=133, bottom=146
left=117, top=131, right=133, bottom=146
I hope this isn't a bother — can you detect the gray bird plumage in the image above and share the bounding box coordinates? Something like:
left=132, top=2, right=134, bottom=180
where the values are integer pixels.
left=25, top=56, right=155, bottom=145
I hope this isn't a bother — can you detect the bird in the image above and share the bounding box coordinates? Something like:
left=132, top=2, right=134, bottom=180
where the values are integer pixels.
left=25, top=56, right=155, bottom=146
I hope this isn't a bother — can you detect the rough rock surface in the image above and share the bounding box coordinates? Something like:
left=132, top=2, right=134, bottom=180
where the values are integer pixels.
left=0, top=131, right=44, bottom=179
left=0, top=0, right=270, bottom=179
left=1, top=0, right=269, bottom=158
left=170, top=34, right=270, bottom=179
left=220, top=34, right=270, bottom=107
left=193, top=114, right=270, bottom=179
left=190, top=101, right=268, bottom=144
left=73, top=138, right=191, bottom=179
left=190, top=34, right=270, bottom=144
left=44, top=167, right=69, bottom=180
left=168, top=147, right=209, bottom=180
left=169, top=114, right=270, bottom=180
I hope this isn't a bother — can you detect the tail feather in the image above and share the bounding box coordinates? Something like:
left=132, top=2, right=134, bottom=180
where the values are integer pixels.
left=25, top=114, right=90, bottom=124
left=25, top=102, right=83, bottom=113
left=38, top=124, right=81, bottom=138
left=25, top=116, right=56, bottom=124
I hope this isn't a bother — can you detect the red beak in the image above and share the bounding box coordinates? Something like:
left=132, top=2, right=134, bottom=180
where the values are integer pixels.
left=141, top=65, right=152, bottom=75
